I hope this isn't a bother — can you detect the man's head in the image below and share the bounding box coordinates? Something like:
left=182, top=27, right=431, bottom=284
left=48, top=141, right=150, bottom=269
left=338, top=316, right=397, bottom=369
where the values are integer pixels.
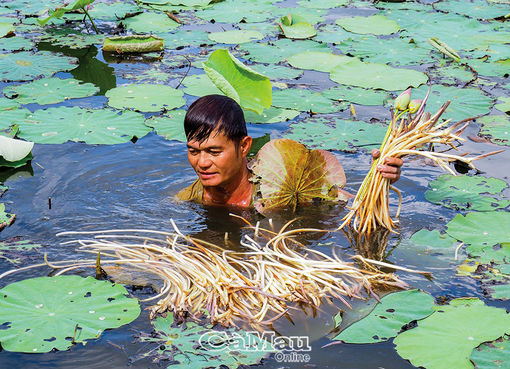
left=184, top=95, right=252, bottom=188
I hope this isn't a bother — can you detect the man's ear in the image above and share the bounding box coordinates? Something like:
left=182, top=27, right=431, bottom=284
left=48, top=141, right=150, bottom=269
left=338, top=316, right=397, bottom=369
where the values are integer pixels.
left=239, top=136, right=252, bottom=158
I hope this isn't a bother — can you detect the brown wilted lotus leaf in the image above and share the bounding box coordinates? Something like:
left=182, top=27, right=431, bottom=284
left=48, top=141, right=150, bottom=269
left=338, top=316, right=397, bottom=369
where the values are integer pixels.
left=249, top=138, right=346, bottom=213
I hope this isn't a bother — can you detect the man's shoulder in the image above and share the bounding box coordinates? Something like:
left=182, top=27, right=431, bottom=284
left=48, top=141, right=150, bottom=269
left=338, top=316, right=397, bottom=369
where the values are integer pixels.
left=176, top=179, right=203, bottom=203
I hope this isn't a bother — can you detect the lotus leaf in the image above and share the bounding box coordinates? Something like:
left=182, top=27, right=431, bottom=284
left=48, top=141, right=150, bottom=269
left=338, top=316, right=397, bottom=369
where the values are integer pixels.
left=182, top=74, right=222, bottom=97
left=160, top=29, right=210, bottom=48
left=250, top=64, right=303, bottom=80
left=0, top=239, right=41, bottom=264
left=272, top=89, right=339, bottom=113
left=122, top=12, right=180, bottom=33
left=279, top=14, right=316, bottom=40
left=0, top=275, right=140, bottom=353
left=334, top=290, right=435, bottom=343
left=203, top=49, right=271, bottom=114
left=471, top=336, right=510, bottom=369
left=0, top=135, right=33, bottom=162
left=429, top=64, right=475, bottom=85
left=277, top=7, right=327, bottom=24
left=0, top=203, right=15, bottom=230
left=487, top=284, right=510, bottom=300
left=297, top=0, right=348, bottom=9
left=208, top=30, right=263, bottom=44
left=0, top=98, right=19, bottom=111
left=138, top=313, right=271, bottom=369
left=413, top=85, right=492, bottom=122
left=17, top=107, right=150, bottom=144
left=495, top=97, right=510, bottom=113
left=249, top=138, right=347, bottom=212
left=195, top=0, right=279, bottom=23
left=394, top=298, right=510, bottom=369
left=434, top=0, right=510, bottom=20
left=238, top=21, right=279, bottom=37
left=375, top=1, right=431, bottom=11
left=106, top=84, right=185, bottom=112
left=239, top=38, right=329, bottom=64
left=88, top=1, right=140, bottom=20
left=38, top=30, right=105, bottom=49
left=336, top=14, right=400, bottom=35
left=425, top=174, right=510, bottom=211
left=285, top=116, right=387, bottom=151
left=0, top=107, right=30, bottom=130
left=339, top=36, right=432, bottom=66
left=409, top=229, right=458, bottom=249
left=0, top=36, right=33, bottom=51
left=287, top=51, right=353, bottom=72
left=446, top=212, right=510, bottom=248
left=244, top=106, right=300, bottom=124
left=322, top=85, right=389, bottom=106
left=103, top=35, right=164, bottom=53
left=314, top=23, right=356, bottom=44
left=0, top=22, right=14, bottom=37
left=469, top=58, right=510, bottom=78
left=4, top=0, right=62, bottom=16
left=36, top=0, right=95, bottom=26
left=330, top=58, right=428, bottom=91
left=0, top=51, right=77, bottom=82
left=144, top=110, right=187, bottom=142
left=4, top=77, right=98, bottom=105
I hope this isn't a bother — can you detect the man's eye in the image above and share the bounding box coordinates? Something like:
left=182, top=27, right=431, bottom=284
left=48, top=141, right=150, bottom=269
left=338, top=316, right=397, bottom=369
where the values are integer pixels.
left=188, top=149, right=198, bottom=155
left=209, top=151, right=221, bottom=155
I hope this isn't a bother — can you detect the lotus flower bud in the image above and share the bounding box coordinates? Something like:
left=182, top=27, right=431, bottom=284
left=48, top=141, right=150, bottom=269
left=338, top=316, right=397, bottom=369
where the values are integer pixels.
left=394, top=88, right=411, bottom=111
left=408, top=99, right=422, bottom=114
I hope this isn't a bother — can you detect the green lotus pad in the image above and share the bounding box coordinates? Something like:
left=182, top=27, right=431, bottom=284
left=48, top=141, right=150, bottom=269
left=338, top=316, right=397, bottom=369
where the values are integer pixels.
left=334, top=290, right=435, bottom=343
left=434, top=0, right=510, bottom=20
left=3, top=77, right=98, bottom=105
left=182, top=74, right=222, bottom=97
left=478, top=115, right=510, bottom=146
left=250, top=64, right=303, bottom=80
left=160, top=29, right=210, bottom=48
left=336, top=14, right=400, bottom=35
left=106, top=84, right=185, bottom=112
left=272, top=89, right=338, bottom=113
left=428, top=64, right=475, bottom=85
left=414, top=84, right=493, bottom=122
left=322, top=86, right=389, bottom=105
left=0, top=239, right=41, bottom=264
left=314, top=23, right=356, bottom=44
left=285, top=116, right=387, bottom=151
left=0, top=36, right=33, bottom=51
left=0, top=22, right=14, bottom=37
left=88, top=1, right=140, bottom=20
left=394, top=298, right=510, bottom=369
left=287, top=51, right=354, bottom=72
left=469, top=58, right=510, bottom=78
left=495, top=97, right=510, bottom=113
left=425, top=174, right=510, bottom=211
left=0, top=203, right=15, bottom=231
left=471, top=336, right=510, bottom=369
left=297, top=0, right=349, bottom=9
left=330, top=59, right=428, bottom=91
left=240, top=38, right=329, bottom=64
left=17, top=107, right=151, bottom=144
left=0, top=51, right=77, bottom=82
left=446, top=212, right=510, bottom=248
left=195, top=0, right=279, bottom=23
left=203, top=49, right=271, bottom=114
left=121, top=12, right=180, bottom=33
left=144, top=110, right=187, bottom=142
left=0, top=275, right=140, bottom=353
left=244, top=106, right=300, bottom=124
left=409, top=229, right=458, bottom=249
left=279, top=14, right=316, bottom=40
left=208, top=30, right=263, bottom=44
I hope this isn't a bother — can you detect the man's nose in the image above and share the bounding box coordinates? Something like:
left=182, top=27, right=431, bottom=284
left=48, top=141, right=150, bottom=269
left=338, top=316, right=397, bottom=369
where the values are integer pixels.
left=197, top=152, right=212, bottom=168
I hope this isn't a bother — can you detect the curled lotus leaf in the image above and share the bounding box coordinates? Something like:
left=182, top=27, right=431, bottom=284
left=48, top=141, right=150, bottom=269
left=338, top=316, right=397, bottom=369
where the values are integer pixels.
left=249, top=138, right=347, bottom=213
left=278, top=14, right=316, bottom=40
left=203, top=49, right=271, bottom=114
left=0, top=275, right=140, bottom=353
left=336, top=14, right=400, bottom=35
left=103, top=35, right=164, bottom=53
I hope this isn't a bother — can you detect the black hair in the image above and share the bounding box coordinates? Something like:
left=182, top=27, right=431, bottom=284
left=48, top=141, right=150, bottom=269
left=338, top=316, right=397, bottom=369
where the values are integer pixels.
left=184, top=94, right=247, bottom=144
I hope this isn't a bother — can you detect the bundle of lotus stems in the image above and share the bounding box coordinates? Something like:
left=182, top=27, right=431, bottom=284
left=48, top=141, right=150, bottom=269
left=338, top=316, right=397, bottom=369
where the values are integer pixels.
left=2, top=220, right=409, bottom=328
left=339, top=88, right=502, bottom=236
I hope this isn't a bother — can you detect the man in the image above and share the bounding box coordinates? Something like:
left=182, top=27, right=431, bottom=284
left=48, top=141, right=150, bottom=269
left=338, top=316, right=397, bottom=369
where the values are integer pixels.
left=177, top=94, right=402, bottom=208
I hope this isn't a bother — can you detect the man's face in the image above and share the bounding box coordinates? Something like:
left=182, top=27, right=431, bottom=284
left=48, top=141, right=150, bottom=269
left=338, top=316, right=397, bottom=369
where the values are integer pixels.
left=187, top=131, right=251, bottom=188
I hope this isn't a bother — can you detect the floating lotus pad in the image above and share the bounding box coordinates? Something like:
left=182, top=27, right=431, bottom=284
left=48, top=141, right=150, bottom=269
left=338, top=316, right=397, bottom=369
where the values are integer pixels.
left=38, top=30, right=105, bottom=49
left=285, top=116, right=387, bottom=151
left=160, top=29, right=210, bottom=48
left=495, top=97, right=510, bottom=113
left=138, top=313, right=271, bottom=368
left=121, top=12, right=180, bottom=33
left=287, top=51, right=354, bottom=72
left=0, top=51, right=77, bottom=82
left=17, top=107, right=151, bottom=144
left=434, top=0, right=510, bottom=20
left=88, top=1, right=141, bottom=20
left=278, top=14, right=316, bottom=40
left=471, top=336, right=510, bottom=369
left=250, top=64, right=303, bottom=80
left=208, top=30, right=263, bottom=44
left=446, top=212, right=510, bottom=247
left=334, top=290, right=435, bottom=343
left=249, top=138, right=348, bottom=212
left=203, top=49, right=271, bottom=114
left=330, top=59, right=428, bottom=91
left=314, top=23, right=357, bottom=44
left=409, top=229, right=458, bottom=249
left=425, top=174, right=510, bottom=211
left=336, top=14, right=400, bottom=35
left=106, top=84, right=185, bottom=112
left=297, top=0, right=349, bottom=9
left=322, top=85, right=389, bottom=106
left=394, top=298, right=510, bottom=369
left=0, top=22, right=14, bottom=37
left=182, top=74, right=222, bottom=97
left=0, top=107, right=30, bottom=130
left=103, top=35, right=164, bottom=53
left=0, top=36, right=33, bottom=51
left=239, top=38, right=329, bottom=64
left=428, top=64, right=475, bottom=85
left=195, top=0, right=279, bottom=23
left=469, top=58, right=510, bottom=78
left=272, top=89, right=338, bottom=113
left=478, top=115, right=510, bottom=146
left=4, top=0, right=62, bottom=16
left=4, top=77, right=99, bottom=105
left=144, top=110, right=187, bottom=142
left=0, top=203, right=15, bottom=230
left=244, top=106, right=300, bottom=124
left=0, top=275, right=140, bottom=353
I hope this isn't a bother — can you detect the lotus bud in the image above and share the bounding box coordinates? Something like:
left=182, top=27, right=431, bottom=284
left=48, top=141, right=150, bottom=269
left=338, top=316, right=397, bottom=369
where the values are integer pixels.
left=408, top=99, right=422, bottom=114
left=394, top=88, right=411, bottom=111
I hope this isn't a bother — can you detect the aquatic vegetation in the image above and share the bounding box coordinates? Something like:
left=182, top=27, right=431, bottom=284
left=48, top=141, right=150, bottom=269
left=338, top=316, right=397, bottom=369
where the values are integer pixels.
left=103, top=35, right=164, bottom=53
left=0, top=135, right=33, bottom=165
left=471, top=336, right=510, bottom=369
left=195, top=0, right=279, bottom=23
left=0, top=36, right=34, bottom=52
left=0, top=238, right=41, bottom=264
left=121, top=11, right=180, bottom=33
left=287, top=50, right=352, bottom=73
left=106, top=84, right=185, bottom=112
left=207, top=29, right=264, bottom=44
left=0, top=203, right=15, bottom=231
left=181, top=74, right=222, bottom=97
left=239, top=38, right=328, bottom=64
left=278, top=14, right=316, bottom=40
left=429, top=37, right=461, bottom=62
left=0, top=275, right=140, bottom=353
left=322, top=85, right=389, bottom=106
left=333, top=290, right=435, bottom=343
left=37, top=0, right=98, bottom=33
left=144, top=110, right=187, bottom=142
left=272, top=88, right=338, bottom=113
left=0, top=51, right=77, bottom=82
left=244, top=106, right=300, bottom=124
left=203, top=49, right=271, bottom=114
left=478, top=115, right=510, bottom=146
left=336, top=14, right=400, bottom=35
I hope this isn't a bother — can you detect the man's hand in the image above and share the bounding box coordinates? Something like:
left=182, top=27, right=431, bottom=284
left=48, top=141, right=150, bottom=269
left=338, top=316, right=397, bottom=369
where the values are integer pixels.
left=372, top=149, right=403, bottom=184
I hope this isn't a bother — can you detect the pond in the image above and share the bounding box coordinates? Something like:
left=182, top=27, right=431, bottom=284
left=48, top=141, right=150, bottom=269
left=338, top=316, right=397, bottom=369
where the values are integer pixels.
left=0, top=0, right=509, bottom=368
